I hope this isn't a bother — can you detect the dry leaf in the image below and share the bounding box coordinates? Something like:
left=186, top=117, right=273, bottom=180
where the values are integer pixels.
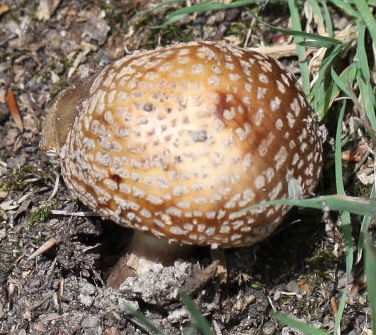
left=6, top=89, right=23, bottom=132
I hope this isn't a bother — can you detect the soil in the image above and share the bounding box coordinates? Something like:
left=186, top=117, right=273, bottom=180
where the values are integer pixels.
left=0, top=1, right=372, bottom=334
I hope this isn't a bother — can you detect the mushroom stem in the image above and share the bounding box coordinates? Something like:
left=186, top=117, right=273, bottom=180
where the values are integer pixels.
left=106, top=231, right=195, bottom=289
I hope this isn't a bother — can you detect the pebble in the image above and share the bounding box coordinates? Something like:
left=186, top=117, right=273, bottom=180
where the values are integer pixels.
left=262, top=320, right=276, bottom=335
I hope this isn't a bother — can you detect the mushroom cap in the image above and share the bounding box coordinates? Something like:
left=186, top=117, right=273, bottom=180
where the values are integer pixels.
left=42, top=41, right=323, bottom=248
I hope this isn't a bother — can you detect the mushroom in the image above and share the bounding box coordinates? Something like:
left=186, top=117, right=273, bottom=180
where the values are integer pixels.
left=41, top=41, right=323, bottom=288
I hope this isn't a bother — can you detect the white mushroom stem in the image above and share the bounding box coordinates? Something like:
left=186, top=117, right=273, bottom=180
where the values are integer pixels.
left=106, top=231, right=195, bottom=289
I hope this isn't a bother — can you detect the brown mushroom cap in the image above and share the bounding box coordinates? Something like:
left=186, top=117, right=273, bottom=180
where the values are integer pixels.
left=42, top=41, right=323, bottom=249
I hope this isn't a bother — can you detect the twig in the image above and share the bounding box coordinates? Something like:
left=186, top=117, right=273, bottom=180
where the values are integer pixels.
left=212, top=8, right=241, bottom=41
left=48, top=174, right=60, bottom=201
left=50, top=210, right=99, bottom=217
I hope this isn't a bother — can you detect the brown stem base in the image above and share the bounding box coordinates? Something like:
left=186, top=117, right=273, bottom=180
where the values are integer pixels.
left=106, top=231, right=195, bottom=289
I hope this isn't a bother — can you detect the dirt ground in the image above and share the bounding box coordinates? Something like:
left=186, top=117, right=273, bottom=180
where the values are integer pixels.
left=0, top=1, right=372, bottom=334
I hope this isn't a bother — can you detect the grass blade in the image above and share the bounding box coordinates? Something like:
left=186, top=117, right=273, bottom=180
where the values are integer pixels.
left=365, top=235, right=376, bottom=332
left=330, top=67, right=352, bottom=97
left=334, top=291, right=348, bottom=335
left=184, top=325, right=199, bottom=335
left=239, top=194, right=376, bottom=218
left=317, top=63, right=357, bottom=117
left=321, top=0, right=334, bottom=37
left=357, top=185, right=376, bottom=263
left=334, top=101, right=353, bottom=279
left=328, top=0, right=359, bottom=17
left=333, top=101, right=352, bottom=334
left=287, top=0, right=310, bottom=94
left=357, top=72, right=376, bottom=138
left=124, top=304, right=167, bottom=335
left=356, top=21, right=376, bottom=109
left=161, top=0, right=258, bottom=27
left=356, top=23, right=372, bottom=86
left=298, top=39, right=341, bottom=48
left=129, top=0, right=186, bottom=23
left=354, top=0, right=376, bottom=48
left=310, top=44, right=343, bottom=113
left=274, top=313, right=330, bottom=335
left=180, top=291, right=214, bottom=335
left=257, top=19, right=341, bottom=46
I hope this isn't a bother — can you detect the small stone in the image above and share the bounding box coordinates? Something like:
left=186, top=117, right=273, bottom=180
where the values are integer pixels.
left=78, top=294, right=94, bottom=307
left=167, top=308, right=189, bottom=323
left=81, top=282, right=96, bottom=295
left=81, top=315, right=101, bottom=329
left=262, top=321, right=277, bottom=335
left=286, top=280, right=300, bottom=293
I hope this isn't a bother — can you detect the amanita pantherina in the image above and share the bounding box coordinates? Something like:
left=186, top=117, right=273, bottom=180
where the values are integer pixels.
left=41, top=41, right=323, bottom=288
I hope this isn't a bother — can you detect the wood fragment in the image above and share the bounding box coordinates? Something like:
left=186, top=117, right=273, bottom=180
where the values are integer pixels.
left=210, top=248, right=228, bottom=284
left=183, top=261, right=219, bottom=296
left=331, top=296, right=338, bottom=314
left=36, top=0, right=61, bottom=21
left=28, top=237, right=59, bottom=260
left=6, top=89, right=23, bottom=132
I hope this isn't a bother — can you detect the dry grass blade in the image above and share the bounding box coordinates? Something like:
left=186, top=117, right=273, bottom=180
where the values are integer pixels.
left=6, top=89, right=23, bottom=132
left=28, top=237, right=59, bottom=260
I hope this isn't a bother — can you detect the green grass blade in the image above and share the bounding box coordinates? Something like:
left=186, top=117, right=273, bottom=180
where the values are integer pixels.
left=355, top=21, right=376, bottom=140
left=317, top=63, right=357, bottom=117
left=330, top=67, right=352, bottom=97
left=356, top=23, right=372, bottom=85
left=310, top=45, right=344, bottom=113
left=328, top=0, right=359, bottom=18
left=365, top=235, right=376, bottom=332
left=256, top=19, right=342, bottom=45
left=334, top=290, right=348, bottom=335
left=180, top=292, right=214, bottom=335
left=357, top=185, right=376, bottom=263
left=274, top=313, right=330, bottom=335
left=334, top=101, right=346, bottom=195
left=333, top=101, right=352, bottom=334
left=184, top=325, right=199, bottom=335
left=357, top=72, right=376, bottom=133
left=287, top=0, right=310, bottom=94
left=124, top=304, right=167, bottom=335
left=161, top=0, right=257, bottom=27
left=298, top=39, right=341, bottom=48
left=321, top=0, right=334, bottom=37
left=129, top=0, right=186, bottom=23
left=354, top=0, right=376, bottom=47
left=356, top=21, right=376, bottom=109
left=239, top=195, right=376, bottom=218
left=334, top=101, right=353, bottom=278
